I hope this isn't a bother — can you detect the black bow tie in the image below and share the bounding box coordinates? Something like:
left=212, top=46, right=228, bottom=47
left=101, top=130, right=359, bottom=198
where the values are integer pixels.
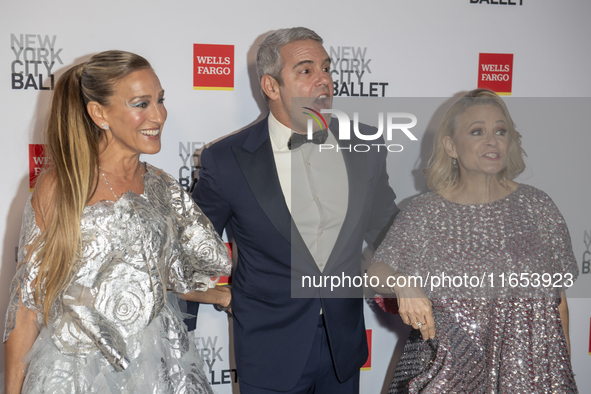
left=287, top=129, right=329, bottom=150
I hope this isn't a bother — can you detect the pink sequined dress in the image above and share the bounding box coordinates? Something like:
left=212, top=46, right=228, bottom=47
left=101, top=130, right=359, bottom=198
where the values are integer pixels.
left=373, top=184, right=578, bottom=393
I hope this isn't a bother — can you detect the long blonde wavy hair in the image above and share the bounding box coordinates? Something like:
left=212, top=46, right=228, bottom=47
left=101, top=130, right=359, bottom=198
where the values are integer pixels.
left=33, top=50, right=152, bottom=323
left=425, top=89, right=527, bottom=194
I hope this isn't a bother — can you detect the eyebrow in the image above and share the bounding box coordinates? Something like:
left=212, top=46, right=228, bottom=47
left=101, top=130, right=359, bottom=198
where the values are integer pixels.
left=467, top=119, right=507, bottom=128
left=129, top=90, right=165, bottom=101
left=292, top=57, right=331, bottom=70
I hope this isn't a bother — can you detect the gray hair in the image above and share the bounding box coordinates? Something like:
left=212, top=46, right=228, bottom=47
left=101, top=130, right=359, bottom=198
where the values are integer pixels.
left=256, top=27, right=323, bottom=99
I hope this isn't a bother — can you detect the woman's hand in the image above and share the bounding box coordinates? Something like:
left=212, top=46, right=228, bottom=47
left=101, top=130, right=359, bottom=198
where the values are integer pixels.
left=4, top=299, right=40, bottom=394
left=367, top=263, right=435, bottom=340
left=395, top=282, right=435, bottom=340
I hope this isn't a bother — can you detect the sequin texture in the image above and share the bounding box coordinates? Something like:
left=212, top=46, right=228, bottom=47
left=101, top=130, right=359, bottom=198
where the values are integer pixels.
left=373, top=184, right=578, bottom=393
left=3, top=164, right=232, bottom=393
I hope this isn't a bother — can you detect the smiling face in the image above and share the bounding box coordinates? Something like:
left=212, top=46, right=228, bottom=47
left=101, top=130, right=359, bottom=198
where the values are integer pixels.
left=264, top=39, right=333, bottom=132
left=444, top=104, right=511, bottom=179
left=99, top=68, right=167, bottom=156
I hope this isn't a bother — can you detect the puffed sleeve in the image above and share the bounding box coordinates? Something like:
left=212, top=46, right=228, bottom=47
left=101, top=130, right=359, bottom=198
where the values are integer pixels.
left=536, top=190, right=579, bottom=285
left=156, top=169, right=232, bottom=293
left=3, top=195, right=43, bottom=342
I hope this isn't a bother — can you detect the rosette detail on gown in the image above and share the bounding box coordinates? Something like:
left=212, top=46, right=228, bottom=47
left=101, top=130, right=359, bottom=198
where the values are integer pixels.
left=3, top=164, right=232, bottom=393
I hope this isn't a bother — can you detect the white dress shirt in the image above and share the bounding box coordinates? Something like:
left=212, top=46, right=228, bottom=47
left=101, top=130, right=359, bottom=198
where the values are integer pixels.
left=268, top=112, right=348, bottom=272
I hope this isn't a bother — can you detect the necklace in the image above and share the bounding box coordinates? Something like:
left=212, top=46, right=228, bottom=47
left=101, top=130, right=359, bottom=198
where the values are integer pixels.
left=99, top=166, right=119, bottom=201
left=99, top=162, right=145, bottom=201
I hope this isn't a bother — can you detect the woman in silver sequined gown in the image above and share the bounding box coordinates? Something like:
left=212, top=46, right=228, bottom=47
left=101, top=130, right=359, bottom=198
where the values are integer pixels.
left=369, top=89, right=578, bottom=393
left=3, top=51, right=232, bottom=394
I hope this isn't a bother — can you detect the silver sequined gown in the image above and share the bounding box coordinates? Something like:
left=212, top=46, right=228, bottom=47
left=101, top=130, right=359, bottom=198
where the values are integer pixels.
left=373, top=184, right=578, bottom=393
left=3, top=164, right=232, bottom=393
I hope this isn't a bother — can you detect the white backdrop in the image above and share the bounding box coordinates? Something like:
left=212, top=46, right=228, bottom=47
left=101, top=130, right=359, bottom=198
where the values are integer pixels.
left=1, top=1, right=590, bottom=393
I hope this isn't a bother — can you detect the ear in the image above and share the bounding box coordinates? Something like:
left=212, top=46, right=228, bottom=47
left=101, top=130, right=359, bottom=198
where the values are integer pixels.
left=87, top=101, right=109, bottom=130
left=443, top=136, right=457, bottom=158
left=261, top=74, right=280, bottom=101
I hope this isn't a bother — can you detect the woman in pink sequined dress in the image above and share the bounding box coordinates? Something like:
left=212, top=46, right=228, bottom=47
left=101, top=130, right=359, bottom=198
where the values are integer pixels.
left=369, top=89, right=578, bottom=393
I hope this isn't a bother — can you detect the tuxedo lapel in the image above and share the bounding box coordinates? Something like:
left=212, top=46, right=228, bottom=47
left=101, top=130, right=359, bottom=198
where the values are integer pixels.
left=323, top=121, right=368, bottom=274
left=232, top=118, right=318, bottom=271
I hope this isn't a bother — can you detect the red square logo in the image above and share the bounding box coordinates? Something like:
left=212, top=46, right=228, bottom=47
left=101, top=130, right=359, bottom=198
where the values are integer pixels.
left=29, top=144, right=48, bottom=191
left=193, top=44, right=234, bottom=91
left=478, top=53, right=513, bottom=95
left=217, top=242, right=233, bottom=286
left=361, top=329, right=372, bottom=370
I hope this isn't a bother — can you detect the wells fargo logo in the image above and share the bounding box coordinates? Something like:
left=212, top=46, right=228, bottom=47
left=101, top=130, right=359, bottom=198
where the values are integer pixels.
left=193, top=44, right=234, bottom=91
left=478, top=53, right=513, bottom=95
left=361, top=329, right=372, bottom=371
left=216, top=242, right=233, bottom=286
left=29, top=144, right=49, bottom=191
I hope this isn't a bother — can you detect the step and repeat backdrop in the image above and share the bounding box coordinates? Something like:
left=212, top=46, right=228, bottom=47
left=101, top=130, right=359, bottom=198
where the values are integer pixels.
left=1, top=1, right=590, bottom=392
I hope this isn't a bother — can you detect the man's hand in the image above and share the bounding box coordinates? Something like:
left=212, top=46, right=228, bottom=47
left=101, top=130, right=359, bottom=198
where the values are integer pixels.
left=179, top=285, right=232, bottom=314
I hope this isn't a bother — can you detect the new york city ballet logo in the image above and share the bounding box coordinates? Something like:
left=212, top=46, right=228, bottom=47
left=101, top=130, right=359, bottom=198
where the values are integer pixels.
left=305, top=109, right=418, bottom=153
left=178, top=141, right=205, bottom=191
left=582, top=230, right=591, bottom=274
left=329, top=46, right=389, bottom=97
left=470, top=0, right=523, bottom=5
left=478, top=53, right=514, bottom=95
left=195, top=335, right=237, bottom=385
left=193, top=44, right=234, bottom=91
left=10, top=34, right=63, bottom=90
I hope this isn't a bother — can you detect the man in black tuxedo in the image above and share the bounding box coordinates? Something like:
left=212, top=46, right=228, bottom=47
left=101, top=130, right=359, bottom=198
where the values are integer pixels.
left=192, top=27, right=398, bottom=394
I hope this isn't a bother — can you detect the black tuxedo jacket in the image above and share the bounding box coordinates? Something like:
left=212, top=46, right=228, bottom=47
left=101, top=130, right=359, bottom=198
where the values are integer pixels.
left=192, top=116, right=398, bottom=391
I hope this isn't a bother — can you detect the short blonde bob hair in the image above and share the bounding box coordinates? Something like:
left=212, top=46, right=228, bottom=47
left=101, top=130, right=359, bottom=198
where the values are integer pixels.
left=425, top=89, right=526, bottom=194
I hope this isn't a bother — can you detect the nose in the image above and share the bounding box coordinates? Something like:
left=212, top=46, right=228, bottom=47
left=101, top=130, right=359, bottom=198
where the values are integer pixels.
left=150, top=102, right=167, bottom=125
left=317, top=67, right=332, bottom=87
left=485, top=132, right=498, bottom=146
